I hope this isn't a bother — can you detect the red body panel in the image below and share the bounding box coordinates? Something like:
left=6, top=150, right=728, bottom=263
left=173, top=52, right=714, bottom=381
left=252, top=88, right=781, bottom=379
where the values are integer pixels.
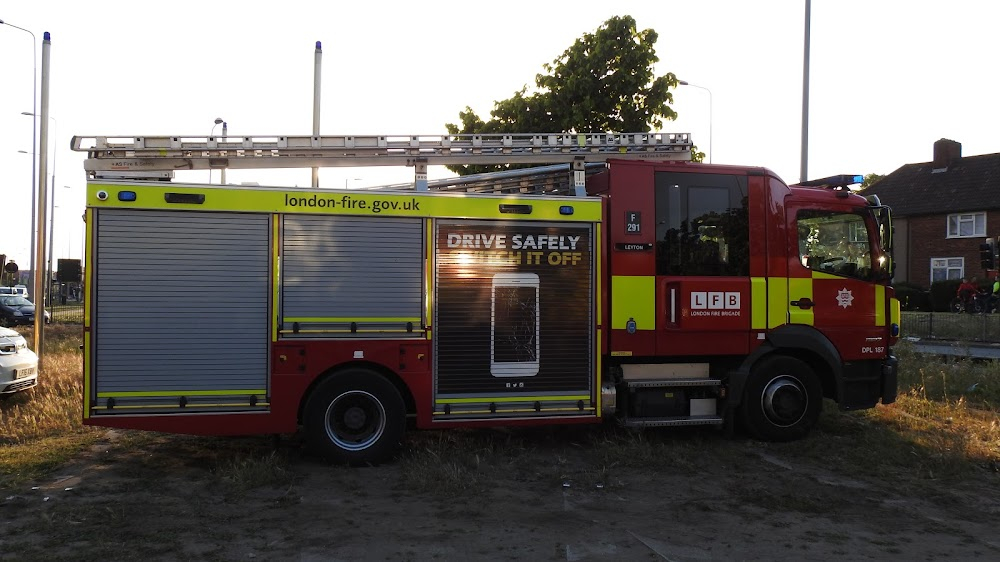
left=605, top=163, right=656, bottom=277
left=87, top=339, right=433, bottom=435
left=656, top=276, right=751, bottom=356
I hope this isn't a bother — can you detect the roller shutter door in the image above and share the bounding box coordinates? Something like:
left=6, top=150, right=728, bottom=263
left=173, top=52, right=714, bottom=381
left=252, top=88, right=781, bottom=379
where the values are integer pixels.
left=281, top=215, right=423, bottom=335
left=93, top=210, right=270, bottom=408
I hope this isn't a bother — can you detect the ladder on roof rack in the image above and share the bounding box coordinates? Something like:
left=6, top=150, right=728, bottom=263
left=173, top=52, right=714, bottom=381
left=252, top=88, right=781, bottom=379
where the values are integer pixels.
left=70, top=132, right=692, bottom=191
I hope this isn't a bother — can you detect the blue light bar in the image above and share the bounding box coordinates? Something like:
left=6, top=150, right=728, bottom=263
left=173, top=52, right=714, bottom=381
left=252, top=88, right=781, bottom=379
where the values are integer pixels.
left=796, top=174, right=865, bottom=189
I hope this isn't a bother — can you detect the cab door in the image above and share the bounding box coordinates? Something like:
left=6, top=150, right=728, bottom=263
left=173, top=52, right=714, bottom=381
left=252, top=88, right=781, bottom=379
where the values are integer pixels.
left=652, top=171, right=752, bottom=357
left=786, top=203, right=882, bottom=361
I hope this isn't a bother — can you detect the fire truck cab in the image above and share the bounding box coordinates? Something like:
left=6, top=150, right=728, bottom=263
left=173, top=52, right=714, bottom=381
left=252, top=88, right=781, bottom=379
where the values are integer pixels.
left=593, top=162, right=897, bottom=441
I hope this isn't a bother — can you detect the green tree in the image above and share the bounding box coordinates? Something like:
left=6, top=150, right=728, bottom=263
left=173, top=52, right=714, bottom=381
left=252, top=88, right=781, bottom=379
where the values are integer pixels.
left=859, top=173, right=885, bottom=191
left=446, top=15, right=693, bottom=175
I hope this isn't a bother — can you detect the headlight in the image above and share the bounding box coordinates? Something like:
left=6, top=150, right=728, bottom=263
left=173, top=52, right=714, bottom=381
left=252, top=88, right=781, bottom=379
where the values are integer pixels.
left=12, top=311, right=23, bottom=317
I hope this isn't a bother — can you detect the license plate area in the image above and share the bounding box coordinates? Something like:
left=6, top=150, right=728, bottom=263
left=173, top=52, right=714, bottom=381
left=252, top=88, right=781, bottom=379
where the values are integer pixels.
left=16, top=367, right=36, bottom=379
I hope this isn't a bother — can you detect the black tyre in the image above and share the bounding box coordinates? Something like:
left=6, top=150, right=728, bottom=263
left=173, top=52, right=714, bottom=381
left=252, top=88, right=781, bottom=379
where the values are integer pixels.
left=740, top=355, right=822, bottom=442
left=949, top=297, right=964, bottom=314
left=304, top=369, right=406, bottom=465
left=972, top=298, right=986, bottom=314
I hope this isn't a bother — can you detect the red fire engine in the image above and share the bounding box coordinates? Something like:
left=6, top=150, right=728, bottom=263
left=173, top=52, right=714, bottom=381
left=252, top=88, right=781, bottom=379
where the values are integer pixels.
left=71, top=132, right=899, bottom=463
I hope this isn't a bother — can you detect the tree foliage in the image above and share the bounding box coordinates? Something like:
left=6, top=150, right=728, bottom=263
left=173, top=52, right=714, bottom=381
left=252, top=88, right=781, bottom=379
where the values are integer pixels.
left=445, top=15, right=684, bottom=175
left=859, top=173, right=885, bottom=191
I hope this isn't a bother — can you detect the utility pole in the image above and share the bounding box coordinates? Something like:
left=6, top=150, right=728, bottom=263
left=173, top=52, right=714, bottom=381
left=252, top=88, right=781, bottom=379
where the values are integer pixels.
left=800, top=0, right=811, bottom=183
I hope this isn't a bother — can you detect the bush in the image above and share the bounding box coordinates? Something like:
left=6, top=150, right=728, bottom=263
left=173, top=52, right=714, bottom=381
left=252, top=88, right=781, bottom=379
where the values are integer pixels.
left=894, top=281, right=930, bottom=311
left=930, top=279, right=962, bottom=312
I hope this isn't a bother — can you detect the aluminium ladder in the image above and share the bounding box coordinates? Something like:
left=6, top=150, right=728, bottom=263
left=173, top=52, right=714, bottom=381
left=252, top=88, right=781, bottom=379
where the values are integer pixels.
left=70, top=132, right=692, bottom=193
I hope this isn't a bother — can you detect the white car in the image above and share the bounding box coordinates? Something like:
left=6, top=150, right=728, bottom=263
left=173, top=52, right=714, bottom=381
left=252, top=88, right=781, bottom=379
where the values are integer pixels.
left=0, top=285, right=28, bottom=298
left=0, top=327, right=38, bottom=396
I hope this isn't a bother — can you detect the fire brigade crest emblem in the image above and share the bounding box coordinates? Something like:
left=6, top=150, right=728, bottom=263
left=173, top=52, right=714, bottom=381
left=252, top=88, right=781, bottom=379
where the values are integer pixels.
left=837, top=288, right=854, bottom=309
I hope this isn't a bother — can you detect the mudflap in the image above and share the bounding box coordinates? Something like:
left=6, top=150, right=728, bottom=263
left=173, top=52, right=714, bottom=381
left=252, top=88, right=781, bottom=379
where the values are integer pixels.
left=840, top=353, right=898, bottom=410
left=880, top=353, right=898, bottom=405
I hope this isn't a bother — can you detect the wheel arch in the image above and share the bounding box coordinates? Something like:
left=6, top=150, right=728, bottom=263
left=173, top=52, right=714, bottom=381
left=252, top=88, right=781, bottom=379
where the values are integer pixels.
left=729, top=325, right=843, bottom=408
left=297, top=360, right=416, bottom=426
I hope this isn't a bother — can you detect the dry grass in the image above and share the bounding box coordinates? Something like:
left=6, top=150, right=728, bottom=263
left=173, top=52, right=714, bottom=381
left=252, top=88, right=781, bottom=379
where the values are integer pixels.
left=2, top=325, right=999, bottom=495
left=214, top=449, right=296, bottom=495
left=860, top=341, right=1000, bottom=476
left=0, top=324, right=99, bottom=487
left=399, top=343, right=1000, bottom=497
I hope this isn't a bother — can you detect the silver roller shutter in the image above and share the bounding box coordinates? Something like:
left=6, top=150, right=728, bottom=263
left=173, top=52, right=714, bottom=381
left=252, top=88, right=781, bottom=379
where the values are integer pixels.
left=94, top=210, right=270, bottom=398
left=281, top=215, right=423, bottom=334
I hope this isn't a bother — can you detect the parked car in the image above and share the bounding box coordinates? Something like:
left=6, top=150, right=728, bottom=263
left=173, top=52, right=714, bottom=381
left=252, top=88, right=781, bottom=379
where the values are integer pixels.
left=0, top=286, right=28, bottom=297
left=0, top=295, right=51, bottom=326
left=0, top=326, right=38, bottom=396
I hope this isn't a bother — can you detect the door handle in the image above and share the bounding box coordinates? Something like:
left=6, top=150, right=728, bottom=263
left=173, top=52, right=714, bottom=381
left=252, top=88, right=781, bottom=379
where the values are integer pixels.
left=790, top=297, right=815, bottom=309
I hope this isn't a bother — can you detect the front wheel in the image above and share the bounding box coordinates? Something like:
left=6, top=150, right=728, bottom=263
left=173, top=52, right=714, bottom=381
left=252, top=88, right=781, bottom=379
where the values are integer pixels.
left=304, top=369, right=406, bottom=465
left=740, top=355, right=822, bottom=442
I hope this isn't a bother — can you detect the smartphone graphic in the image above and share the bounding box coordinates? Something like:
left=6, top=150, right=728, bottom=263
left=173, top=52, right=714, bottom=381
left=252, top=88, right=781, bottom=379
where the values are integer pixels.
left=490, top=272, right=540, bottom=377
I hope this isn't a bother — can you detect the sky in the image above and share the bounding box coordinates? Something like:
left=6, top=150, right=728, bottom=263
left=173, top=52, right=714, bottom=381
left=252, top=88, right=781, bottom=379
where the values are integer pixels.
left=2, top=0, right=998, bottom=267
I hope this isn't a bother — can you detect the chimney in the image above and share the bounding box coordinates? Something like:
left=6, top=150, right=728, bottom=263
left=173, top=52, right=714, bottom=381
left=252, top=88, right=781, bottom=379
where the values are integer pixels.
left=932, top=138, right=962, bottom=172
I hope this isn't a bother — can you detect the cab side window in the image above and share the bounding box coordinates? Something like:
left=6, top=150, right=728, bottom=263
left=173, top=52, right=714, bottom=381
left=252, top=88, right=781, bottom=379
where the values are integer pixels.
left=797, top=209, right=874, bottom=280
left=654, top=172, right=749, bottom=276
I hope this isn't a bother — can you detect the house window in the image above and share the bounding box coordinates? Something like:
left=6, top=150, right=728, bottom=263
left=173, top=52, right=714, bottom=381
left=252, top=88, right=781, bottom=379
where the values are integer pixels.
left=930, top=257, right=964, bottom=282
left=946, top=213, right=985, bottom=238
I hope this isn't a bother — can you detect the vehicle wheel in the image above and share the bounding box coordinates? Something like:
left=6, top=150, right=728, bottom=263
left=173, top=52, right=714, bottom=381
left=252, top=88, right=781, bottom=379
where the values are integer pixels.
left=740, top=355, right=822, bottom=442
left=949, top=297, right=964, bottom=314
left=304, top=368, right=406, bottom=465
left=972, top=298, right=986, bottom=314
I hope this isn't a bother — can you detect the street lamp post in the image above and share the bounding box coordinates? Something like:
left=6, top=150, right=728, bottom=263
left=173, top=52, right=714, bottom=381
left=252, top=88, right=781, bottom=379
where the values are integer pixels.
left=45, top=117, right=56, bottom=308
left=678, top=80, right=713, bottom=164
left=220, top=120, right=228, bottom=185
left=24, top=113, right=56, bottom=307
left=210, top=117, right=223, bottom=183
left=2, top=20, right=38, bottom=290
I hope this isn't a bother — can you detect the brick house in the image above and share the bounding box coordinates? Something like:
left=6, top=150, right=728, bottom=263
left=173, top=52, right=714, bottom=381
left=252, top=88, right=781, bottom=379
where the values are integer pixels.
left=865, top=139, right=1000, bottom=289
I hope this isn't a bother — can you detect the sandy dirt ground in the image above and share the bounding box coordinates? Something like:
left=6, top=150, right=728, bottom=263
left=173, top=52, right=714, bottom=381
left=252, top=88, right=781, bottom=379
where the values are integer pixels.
left=2, top=424, right=1000, bottom=561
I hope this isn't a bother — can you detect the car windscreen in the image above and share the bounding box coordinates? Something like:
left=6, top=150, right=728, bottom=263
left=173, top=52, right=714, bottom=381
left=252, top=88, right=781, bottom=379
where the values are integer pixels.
left=0, top=296, right=31, bottom=306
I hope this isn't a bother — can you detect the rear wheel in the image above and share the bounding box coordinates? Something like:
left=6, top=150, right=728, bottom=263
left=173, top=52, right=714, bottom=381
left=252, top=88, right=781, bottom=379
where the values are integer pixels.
left=740, top=355, right=822, bottom=442
left=950, top=297, right=965, bottom=314
left=304, top=369, right=406, bottom=465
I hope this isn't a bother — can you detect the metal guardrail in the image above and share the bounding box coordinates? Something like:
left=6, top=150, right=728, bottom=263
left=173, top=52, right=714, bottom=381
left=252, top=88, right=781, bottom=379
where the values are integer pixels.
left=902, top=311, right=1000, bottom=343
left=49, top=303, right=83, bottom=324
